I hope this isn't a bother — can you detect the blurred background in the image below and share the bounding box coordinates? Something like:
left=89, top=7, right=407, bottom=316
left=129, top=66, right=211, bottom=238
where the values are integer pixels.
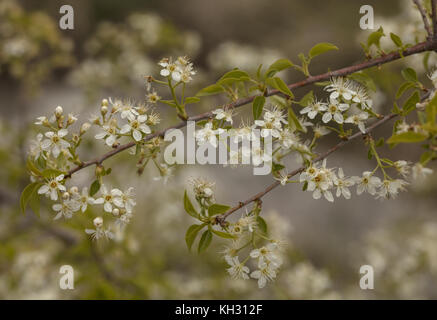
left=1, top=0, right=437, bottom=299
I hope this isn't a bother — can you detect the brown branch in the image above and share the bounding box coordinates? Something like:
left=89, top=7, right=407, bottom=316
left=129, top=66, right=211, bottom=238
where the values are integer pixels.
left=413, top=0, right=432, bottom=38
left=215, top=113, right=399, bottom=225
left=65, top=40, right=437, bottom=179
left=432, top=0, right=437, bottom=39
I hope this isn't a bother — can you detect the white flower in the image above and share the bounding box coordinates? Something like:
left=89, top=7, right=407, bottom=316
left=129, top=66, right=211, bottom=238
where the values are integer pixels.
left=153, top=164, right=174, bottom=184
left=275, top=171, right=289, bottom=186
left=225, top=256, right=250, bottom=280
left=333, top=168, right=355, bottom=199
left=85, top=217, right=114, bottom=240
left=94, top=185, right=123, bottom=213
left=38, top=174, right=66, bottom=201
left=35, top=116, right=49, bottom=126
left=278, top=129, right=298, bottom=149
left=377, top=179, right=408, bottom=199
left=313, top=125, right=331, bottom=138
left=322, top=99, right=349, bottom=124
left=394, top=160, right=410, bottom=178
left=350, top=85, right=372, bottom=109
left=115, top=212, right=133, bottom=229
left=195, top=122, right=223, bottom=148
left=264, top=106, right=288, bottom=127
left=115, top=99, right=139, bottom=121
left=189, top=177, right=215, bottom=200
left=250, top=261, right=277, bottom=288
left=412, top=163, right=433, bottom=181
left=120, top=114, right=151, bottom=142
left=324, top=77, right=355, bottom=101
left=52, top=200, right=80, bottom=220
left=300, top=100, right=327, bottom=119
left=29, top=133, right=45, bottom=160
left=353, top=171, right=382, bottom=195
left=116, top=187, right=136, bottom=213
left=73, top=187, right=96, bottom=213
left=249, top=146, right=272, bottom=166
left=95, top=122, right=119, bottom=147
left=159, top=56, right=196, bottom=83
left=345, top=112, right=368, bottom=133
left=238, top=212, right=258, bottom=233
left=396, top=121, right=410, bottom=134
left=250, top=243, right=282, bottom=267
left=212, top=108, right=233, bottom=124
left=301, top=160, right=335, bottom=202
left=41, top=129, right=70, bottom=158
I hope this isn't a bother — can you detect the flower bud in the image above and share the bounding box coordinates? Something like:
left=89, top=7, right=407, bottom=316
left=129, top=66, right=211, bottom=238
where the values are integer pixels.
left=69, top=186, right=79, bottom=194
left=112, top=208, right=120, bottom=216
left=101, top=105, right=108, bottom=116
left=67, top=113, right=77, bottom=125
left=62, top=192, right=70, bottom=200
left=55, top=106, right=63, bottom=117
left=80, top=122, right=91, bottom=135
left=93, top=217, right=103, bottom=228
left=101, top=99, right=109, bottom=107
left=204, top=187, right=213, bottom=198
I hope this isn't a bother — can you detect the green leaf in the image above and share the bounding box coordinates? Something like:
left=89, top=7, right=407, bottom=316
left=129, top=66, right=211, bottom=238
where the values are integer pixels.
left=211, top=229, right=236, bottom=239
left=390, top=32, right=403, bottom=47
left=367, top=27, right=385, bottom=48
left=256, top=216, right=268, bottom=235
left=401, top=68, right=418, bottom=83
left=184, top=190, right=199, bottom=219
left=217, top=69, right=250, bottom=86
left=208, top=203, right=231, bottom=216
left=20, top=182, right=42, bottom=214
left=265, top=58, right=294, bottom=78
left=297, top=90, right=314, bottom=107
left=185, top=97, right=200, bottom=104
left=348, top=72, right=376, bottom=92
left=159, top=99, right=178, bottom=108
left=41, top=168, right=64, bottom=179
left=396, top=81, right=415, bottom=99
left=26, top=159, right=42, bottom=176
left=308, top=42, right=339, bottom=59
left=89, top=180, right=101, bottom=197
left=185, top=224, right=204, bottom=251
left=402, top=91, right=420, bottom=115
left=426, top=91, right=437, bottom=125
left=288, top=106, right=304, bottom=132
left=252, top=96, right=266, bottom=120
left=387, top=131, right=428, bottom=144
left=266, top=77, right=294, bottom=97
left=196, top=84, right=225, bottom=97
left=198, top=230, right=213, bottom=253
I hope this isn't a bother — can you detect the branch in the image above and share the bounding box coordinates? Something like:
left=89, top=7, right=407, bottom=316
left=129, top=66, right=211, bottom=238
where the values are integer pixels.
left=216, top=113, right=398, bottom=225
left=413, top=0, right=432, bottom=38
left=432, top=0, right=437, bottom=39
left=65, top=40, right=436, bottom=179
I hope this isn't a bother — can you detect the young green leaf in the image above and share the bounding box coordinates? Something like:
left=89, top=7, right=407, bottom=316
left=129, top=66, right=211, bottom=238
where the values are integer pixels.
left=208, top=203, right=231, bottom=216
left=402, top=91, right=420, bottom=115
left=367, top=27, right=385, bottom=48
left=256, top=216, right=268, bottom=235
left=196, top=84, right=225, bottom=97
left=185, top=224, right=204, bottom=251
left=288, top=106, right=304, bottom=132
left=266, top=77, right=294, bottom=97
left=211, top=229, right=236, bottom=239
left=89, top=180, right=101, bottom=197
left=198, top=230, right=213, bottom=253
left=396, top=81, right=415, bottom=99
left=390, top=32, right=403, bottom=47
left=401, top=67, right=418, bottom=83
left=387, top=131, right=428, bottom=144
left=308, top=42, right=339, bottom=59
left=185, top=97, right=201, bottom=104
left=265, top=58, right=294, bottom=78
left=252, top=95, right=266, bottom=120
left=184, top=190, right=199, bottom=219
left=20, top=182, right=42, bottom=214
left=41, top=168, right=64, bottom=179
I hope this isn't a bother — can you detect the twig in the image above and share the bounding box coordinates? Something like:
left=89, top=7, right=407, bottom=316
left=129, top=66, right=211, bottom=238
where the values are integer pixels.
left=65, top=40, right=437, bottom=178
left=216, top=113, right=398, bottom=225
left=432, top=0, right=437, bottom=39
left=413, top=0, right=432, bottom=38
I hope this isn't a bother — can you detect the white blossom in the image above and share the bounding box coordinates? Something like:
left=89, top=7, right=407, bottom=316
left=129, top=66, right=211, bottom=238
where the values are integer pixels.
left=195, top=122, right=223, bottom=148
left=120, top=114, right=151, bottom=142
left=324, top=77, right=355, bottom=101
left=345, top=112, right=368, bottom=133
left=412, top=163, right=433, bottom=181
left=225, top=256, right=250, bottom=280
left=333, top=168, right=355, bottom=199
left=353, top=171, right=382, bottom=195
left=41, top=129, right=70, bottom=158
left=322, top=99, right=349, bottom=124
left=212, top=108, right=233, bottom=124
left=300, top=100, right=327, bottom=119
left=38, top=174, right=66, bottom=201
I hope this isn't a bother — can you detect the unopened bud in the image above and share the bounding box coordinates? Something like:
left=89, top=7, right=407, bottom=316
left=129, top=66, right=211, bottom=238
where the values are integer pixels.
left=80, top=122, right=91, bottom=135
left=69, top=186, right=79, bottom=194
left=112, top=208, right=120, bottom=216
left=101, top=105, right=108, bottom=116
left=55, top=106, right=63, bottom=117
left=62, top=192, right=70, bottom=200
left=93, top=217, right=103, bottom=228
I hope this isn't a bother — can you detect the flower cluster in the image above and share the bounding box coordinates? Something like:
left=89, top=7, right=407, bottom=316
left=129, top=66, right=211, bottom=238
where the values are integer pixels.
left=158, top=56, right=196, bottom=83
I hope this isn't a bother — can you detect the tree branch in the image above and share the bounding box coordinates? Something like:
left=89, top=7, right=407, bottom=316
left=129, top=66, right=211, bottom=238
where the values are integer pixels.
left=432, top=0, right=437, bottom=39
left=215, top=113, right=399, bottom=225
left=413, top=0, right=432, bottom=38
left=65, top=40, right=437, bottom=179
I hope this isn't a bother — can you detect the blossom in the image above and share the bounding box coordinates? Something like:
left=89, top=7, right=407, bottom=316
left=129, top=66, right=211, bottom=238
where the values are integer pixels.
left=350, top=85, right=372, bottom=109
left=225, top=256, right=250, bottom=280
left=263, top=106, right=288, bottom=127
left=353, top=171, right=382, bottom=195
left=52, top=200, right=80, bottom=220
left=212, top=108, right=233, bottom=124
left=324, top=77, right=355, bottom=101
left=249, top=145, right=272, bottom=166
left=41, top=129, right=70, bottom=158
left=301, top=160, right=335, bottom=202
left=38, top=174, right=66, bottom=201
left=85, top=217, right=114, bottom=240
left=153, top=164, right=174, bottom=184
left=120, top=114, right=151, bottom=142
left=29, top=133, right=45, bottom=160
left=250, top=261, right=277, bottom=288
left=146, top=91, right=161, bottom=104
left=396, top=121, right=410, bottom=134
left=345, top=112, right=368, bottom=133
left=300, top=100, right=327, bottom=119
left=95, top=122, right=119, bottom=147
left=377, top=179, right=408, bottom=199
left=393, top=160, right=410, bottom=178
left=189, top=177, right=215, bottom=200
left=274, top=171, right=289, bottom=186
left=94, top=185, right=123, bottom=213
left=195, top=122, right=223, bottom=148
left=237, top=212, right=258, bottom=233
left=412, top=163, right=433, bottom=181
left=117, top=100, right=139, bottom=121
left=115, top=212, right=133, bottom=229
left=322, top=99, right=349, bottom=124
left=313, top=125, right=331, bottom=138
left=278, top=129, right=298, bottom=149
left=250, top=243, right=282, bottom=267
left=73, top=187, right=96, bottom=212
left=115, top=187, right=136, bottom=213
left=333, top=168, right=355, bottom=199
